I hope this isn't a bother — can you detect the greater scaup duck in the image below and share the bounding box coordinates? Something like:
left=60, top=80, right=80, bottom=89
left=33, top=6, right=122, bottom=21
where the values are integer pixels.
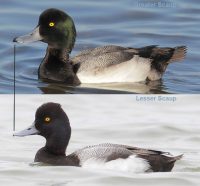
left=13, top=8, right=187, bottom=85
left=14, top=102, right=182, bottom=172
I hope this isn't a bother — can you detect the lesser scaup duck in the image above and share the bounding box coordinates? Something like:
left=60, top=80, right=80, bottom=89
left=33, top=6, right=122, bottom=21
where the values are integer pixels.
left=13, top=8, right=187, bottom=85
left=14, top=102, right=182, bottom=172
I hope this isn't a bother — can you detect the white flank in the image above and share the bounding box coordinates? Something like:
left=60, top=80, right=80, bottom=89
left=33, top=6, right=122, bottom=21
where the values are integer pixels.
left=81, top=155, right=150, bottom=173
left=77, top=55, right=151, bottom=83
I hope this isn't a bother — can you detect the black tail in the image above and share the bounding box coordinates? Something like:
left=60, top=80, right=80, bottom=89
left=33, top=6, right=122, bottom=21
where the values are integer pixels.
left=169, top=46, right=187, bottom=63
left=168, top=154, right=183, bottom=163
left=127, top=45, right=187, bottom=81
left=142, top=45, right=187, bottom=81
left=162, top=154, right=183, bottom=172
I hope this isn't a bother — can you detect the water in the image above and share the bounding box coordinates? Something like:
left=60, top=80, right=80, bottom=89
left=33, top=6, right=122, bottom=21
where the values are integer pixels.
left=0, top=0, right=200, bottom=93
left=1, top=95, right=200, bottom=185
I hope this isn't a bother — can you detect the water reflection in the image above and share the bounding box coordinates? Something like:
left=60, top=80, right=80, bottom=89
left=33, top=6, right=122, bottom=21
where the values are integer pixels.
left=37, top=80, right=167, bottom=94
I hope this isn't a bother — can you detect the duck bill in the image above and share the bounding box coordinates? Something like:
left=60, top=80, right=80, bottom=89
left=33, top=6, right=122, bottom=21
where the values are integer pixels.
left=13, top=122, right=39, bottom=137
left=13, top=26, right=42, bottom=44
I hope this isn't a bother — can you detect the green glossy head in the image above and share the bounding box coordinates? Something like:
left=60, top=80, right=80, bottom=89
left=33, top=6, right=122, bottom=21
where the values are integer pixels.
left=14, top=8, right=76, bottom=53
left=39, top=8, right=76, bottom=51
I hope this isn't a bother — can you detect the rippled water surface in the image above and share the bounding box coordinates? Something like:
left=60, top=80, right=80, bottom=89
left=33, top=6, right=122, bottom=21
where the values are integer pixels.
left=1, top=95, right=200, bottom=185
left=0, top=0, right=200, bottom=93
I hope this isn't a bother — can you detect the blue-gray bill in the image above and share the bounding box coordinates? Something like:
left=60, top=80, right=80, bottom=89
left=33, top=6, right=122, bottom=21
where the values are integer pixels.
left=13, top=122, right=39, bottom=137
left=13, top=26, right=42, bottom=43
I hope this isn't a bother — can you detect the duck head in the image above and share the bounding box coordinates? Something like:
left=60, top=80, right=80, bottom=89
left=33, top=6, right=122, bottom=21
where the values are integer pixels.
left=13, top=8, right=76, bottom=52
left=14, top=102, right=71, bottom=155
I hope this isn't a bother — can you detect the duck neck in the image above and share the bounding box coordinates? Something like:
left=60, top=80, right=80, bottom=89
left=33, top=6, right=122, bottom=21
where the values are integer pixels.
left=45, top=127, right=71, bottom=156
left=41, top=47, right=80, bottom=85
left=44, top=47, right=70, bottom=64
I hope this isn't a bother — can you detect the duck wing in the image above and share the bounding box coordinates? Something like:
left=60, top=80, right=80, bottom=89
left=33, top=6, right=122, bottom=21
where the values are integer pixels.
left=71, top=45, right=152, bottom=83
left=69, top=143, right=182, bottom=172
left=71, top=45, right=186, bottom=82
left=71, top=45, right=139, bottom=72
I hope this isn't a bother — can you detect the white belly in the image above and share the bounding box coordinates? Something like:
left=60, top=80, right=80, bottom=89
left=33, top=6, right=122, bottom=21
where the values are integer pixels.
left=77, top=56, right=151, bottom=83
left=81, top=155, right=150, bottom=173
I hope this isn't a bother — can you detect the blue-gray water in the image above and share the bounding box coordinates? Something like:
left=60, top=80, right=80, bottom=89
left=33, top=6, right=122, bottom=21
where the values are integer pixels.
left=0, top=0, right=199, bottom=93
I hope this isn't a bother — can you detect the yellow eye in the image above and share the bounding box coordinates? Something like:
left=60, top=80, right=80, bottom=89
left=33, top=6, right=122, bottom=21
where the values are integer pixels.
left=49, top=22, right=55, bottom=27
left=44, top=117, right=51, bottom=123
